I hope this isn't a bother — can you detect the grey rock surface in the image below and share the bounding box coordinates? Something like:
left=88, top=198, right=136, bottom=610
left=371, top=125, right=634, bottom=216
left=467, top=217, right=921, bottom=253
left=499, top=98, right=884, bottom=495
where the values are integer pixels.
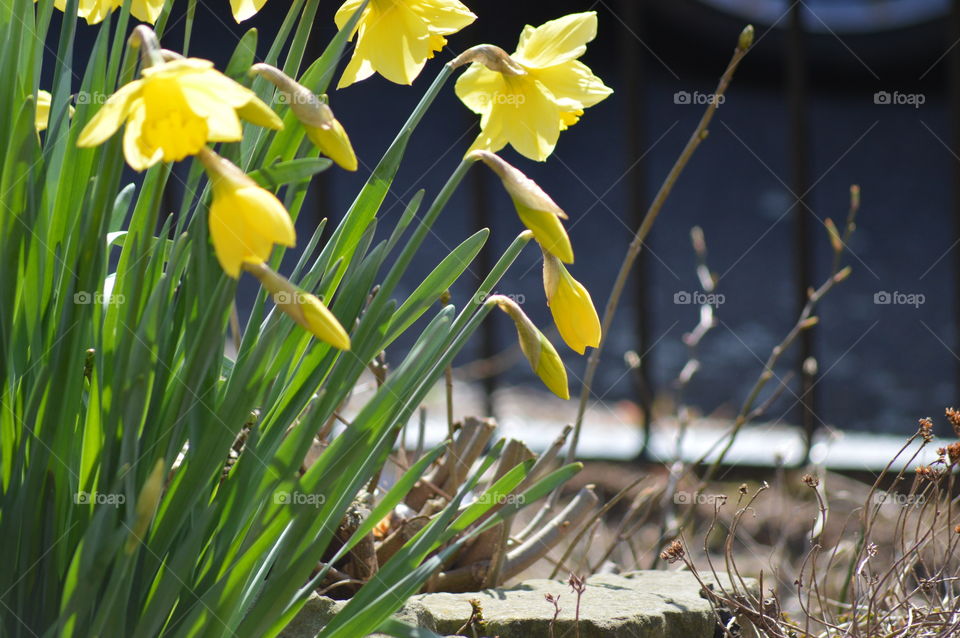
left=282, top=570, right=757, bottom=638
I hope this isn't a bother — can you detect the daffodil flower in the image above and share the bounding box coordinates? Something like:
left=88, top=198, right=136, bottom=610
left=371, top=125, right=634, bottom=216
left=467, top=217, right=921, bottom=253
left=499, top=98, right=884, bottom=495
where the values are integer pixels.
left=543, top=252, right=601, bottom=354
left=470, top=150, right=573, bottom=263
left=77, top=58, right=282, bottom=171
left=198, top=149, right=296, bottom=279
left=250, top=64, right=358, bottom=171
left=335, top=0, right=476, bottom=88
left=244, top=262, right=352, bottom=350
left=41, top=0, right=165, bottom=25
left=490, top=295, right=568, bottom=399
left=34, top=90, right=74, bottom=132
left=455, top=12, right=612, bottom=161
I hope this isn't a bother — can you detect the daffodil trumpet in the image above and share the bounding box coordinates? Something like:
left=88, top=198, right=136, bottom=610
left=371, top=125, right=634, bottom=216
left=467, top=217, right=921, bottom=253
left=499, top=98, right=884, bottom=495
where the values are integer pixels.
left=542, top=251, right=601, bottom=355
left=250, top=63, right=358, bottom=171
left=488, top=294, right=569, bottom=400
left=243, top=262, right=352, bottom=350
left=454, top=11, right=613, bottom=161
left=468, top=149, right=573, bottom=263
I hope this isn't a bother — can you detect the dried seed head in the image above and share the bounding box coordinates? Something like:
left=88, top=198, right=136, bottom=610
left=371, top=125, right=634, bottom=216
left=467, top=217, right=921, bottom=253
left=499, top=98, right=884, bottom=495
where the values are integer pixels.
left=802, top=474, right=820, bottom=488
left=567, top=573, right=586, bottom=594
left=946, top=407, right=960, bottom=437
left=659, top=539, right=685, bottom=564
left=917, top=465, right=944, bottom=482
left=918, top=418, right=934, bottom=443
left=946, top=442, right=960, bottom=465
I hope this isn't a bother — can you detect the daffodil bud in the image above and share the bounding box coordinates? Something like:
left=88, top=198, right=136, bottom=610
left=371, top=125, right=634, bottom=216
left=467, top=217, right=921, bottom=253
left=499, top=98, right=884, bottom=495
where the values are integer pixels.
left=197, top=149, right=296, bottom=278
left=468, top=150, right=574, bottom=263
left=449, top=44, right=526, bottom=76
left=34, top=90, right=74, bottom=132
left=243, top=262, right=351, bottom=350
left=542, top=252, right=601, bottom=355
left=489, top=295, right=569, bottom=399
left=125, top=458, right=166, bottom=554
left=250, top=63, right=358, bottom=171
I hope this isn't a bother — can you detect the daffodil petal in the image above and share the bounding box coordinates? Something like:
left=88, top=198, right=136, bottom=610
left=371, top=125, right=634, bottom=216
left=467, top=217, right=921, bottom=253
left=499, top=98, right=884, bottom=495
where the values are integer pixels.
left=514, top=11, right=598, bottom=69
left=454, top=63, right=506, bottom=117
left=534, top=59, right=613, bottom=110
left=355, top=4, right=432, bottom=85
left=130, top=0, right=164, bottom=24
left=230, top=0, right=266, bottom=22
left=121, top=102, right=162, bottom=172
left=495, top=78, right=561, bottom=162
left=77, top=80, right=143, bottom=148
left=334, top=0, right=366, bottom=32
left=411, top=0, right=476, bottom=35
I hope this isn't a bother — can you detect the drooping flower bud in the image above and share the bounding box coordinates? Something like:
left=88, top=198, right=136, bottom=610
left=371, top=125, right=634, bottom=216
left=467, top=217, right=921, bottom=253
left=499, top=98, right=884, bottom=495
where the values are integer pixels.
left=489, top=295, right=568, bottom=399
left=469, top=150, right=574, bottom=263
left=197, top=148, right=296, bottom=278
left=243, top=262, right=351, bottom=350
left=250, top=63, right=358, bottom=171
left=543, top=252, right=600, bottom=354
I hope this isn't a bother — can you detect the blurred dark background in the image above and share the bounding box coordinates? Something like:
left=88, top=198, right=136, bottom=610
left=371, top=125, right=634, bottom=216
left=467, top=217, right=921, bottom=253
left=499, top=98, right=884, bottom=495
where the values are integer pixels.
left=73, top=0, right=960, bottom=437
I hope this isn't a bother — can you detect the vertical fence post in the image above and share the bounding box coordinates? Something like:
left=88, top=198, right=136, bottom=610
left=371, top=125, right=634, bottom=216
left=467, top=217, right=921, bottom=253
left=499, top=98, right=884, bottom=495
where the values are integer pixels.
left=471, top=152, right=498, bottom=419
left=619, top=0, right=654, bottom=458
left=787, top=1, right=817, bottom=462
left=950, top=0, right=960, bottom=409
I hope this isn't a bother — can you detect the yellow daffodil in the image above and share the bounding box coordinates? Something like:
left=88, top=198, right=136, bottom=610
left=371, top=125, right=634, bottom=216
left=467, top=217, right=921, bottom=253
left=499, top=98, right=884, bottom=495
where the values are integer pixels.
left=469, top=150, right=573, bottom=263
left=34, top=90, right=74, bottom=132
left=543, top=252, right=600, bottom=354
left=198, top=149, right=295, bottom=279
left=244, top=263, right=352, bottom=350
left=334, top=0, right=477, bottom=88
left=77, top=58, right=282, bottom=171
left=42, top=0, right=164, bottom=25
left=230, top=0, right=265, bottom=22
left=490, top=295, right=568, bottom=399
left=250, top=64, right=358, bottom=171
left=454, top=12, right=612, bottom=161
